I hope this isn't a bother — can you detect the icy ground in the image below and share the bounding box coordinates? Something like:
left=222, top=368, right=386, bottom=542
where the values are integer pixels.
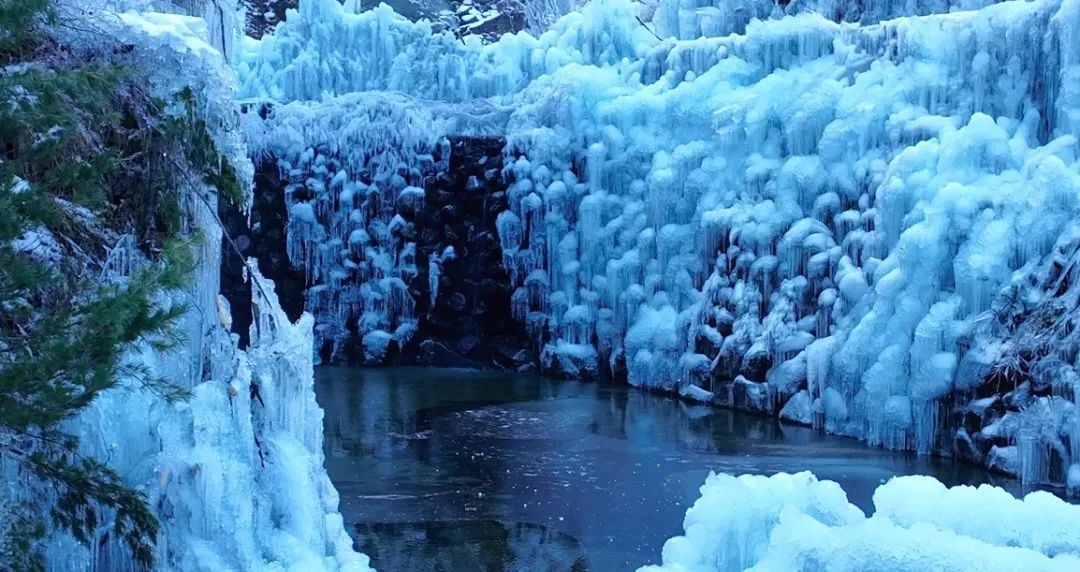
left=642, top=471, right=1080, bottom=572
left=237, top=0, right=1080, bottom=490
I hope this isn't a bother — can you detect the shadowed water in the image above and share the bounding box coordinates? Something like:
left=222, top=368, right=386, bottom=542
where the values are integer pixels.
left=315, top=367, right=1019, bottom=571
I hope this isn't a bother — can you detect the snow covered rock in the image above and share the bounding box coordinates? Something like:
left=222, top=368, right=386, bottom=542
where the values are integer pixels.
left=639, top=472, right=863, bottom=572
left=25, top=6, right=372, bottom=570
left=779, top=389, right=813, bottom=425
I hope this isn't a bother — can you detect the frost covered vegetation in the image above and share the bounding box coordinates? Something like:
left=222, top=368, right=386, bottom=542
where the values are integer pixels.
left=0, top=1, right=367, bottom=570
left=237, top=0, right=1080, bottom=491
left=0, top=1, right=236, bottom=566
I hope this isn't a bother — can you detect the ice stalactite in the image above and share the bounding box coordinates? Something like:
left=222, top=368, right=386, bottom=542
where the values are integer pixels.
left=243, top=93, right=449, bottom=362
left=16, top=7, right=372, bottom=570
left=48, top=248, right=370, bottom=571
left=489, top=0, right=1080, bottom=490
left=235, top=0, right=657, bottom=103
left=235, top=0, right=1080, bottom=487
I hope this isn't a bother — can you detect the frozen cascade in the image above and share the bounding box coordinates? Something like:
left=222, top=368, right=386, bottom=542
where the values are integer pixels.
left=236, top=0, right=1080, bottom=487
left=10, top=6, right=372, bottom=570
left=651, top=0, right=1009, bottom=41
left=52, top=254, right=371, bottom=571
left=243, top=93, right=450, bottom=362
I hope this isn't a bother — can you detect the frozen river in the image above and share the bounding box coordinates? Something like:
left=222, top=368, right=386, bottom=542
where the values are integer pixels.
left=316, top=367, right=1020, bottom=571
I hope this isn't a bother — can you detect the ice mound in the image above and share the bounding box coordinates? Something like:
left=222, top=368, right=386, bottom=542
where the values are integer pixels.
left=640, top=471, right=1080, bottom=572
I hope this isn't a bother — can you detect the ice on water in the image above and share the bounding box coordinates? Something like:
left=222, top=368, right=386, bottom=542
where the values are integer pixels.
left=641, top=471, right=1080, bottom=571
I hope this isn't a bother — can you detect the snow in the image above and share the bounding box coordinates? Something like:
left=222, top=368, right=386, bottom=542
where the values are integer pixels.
left=235, top=0, right=1080, bottom=487
left=70, top=6, right=255, bottom=204
left=12, top=226, right=63, bottom=268
left=639, top=472, right=863, bottom=572
left=680, top=382, right=715, bottom=402
left=779, top=389, right=813, bottom=424
left=641, top=471, right=1080, bottom=572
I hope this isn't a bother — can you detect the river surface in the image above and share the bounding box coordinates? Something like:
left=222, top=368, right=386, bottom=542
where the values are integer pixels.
left=315, top=367, right=1020, bottom=571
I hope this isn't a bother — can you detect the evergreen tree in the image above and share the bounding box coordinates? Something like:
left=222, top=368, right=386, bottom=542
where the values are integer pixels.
left=0, top=2, right=243, bottom=569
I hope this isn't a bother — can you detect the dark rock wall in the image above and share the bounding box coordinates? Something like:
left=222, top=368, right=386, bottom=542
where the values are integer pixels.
left=219, top=161, right=309, bottom=349
left=222, top=135, right=535, bottom=369
left=402, top=136, right=535, bottom=370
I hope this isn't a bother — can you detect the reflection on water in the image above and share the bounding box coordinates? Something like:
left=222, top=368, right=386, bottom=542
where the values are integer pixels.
left=354, top=521, right=588, bottom=572
left=316, top=367, right=1020, bottom=571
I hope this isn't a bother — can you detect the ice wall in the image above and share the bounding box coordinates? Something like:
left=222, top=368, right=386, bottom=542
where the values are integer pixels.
left=236, top=0, right=1080, bottom=487
left=236, top=0, right=656, bottom=102
left=24, top=7, right=371, bottom=570
left=640, top=471, right=1080, bottom=571
left=494, top=0, right=1080, bottom=488
left=649, top=0, right=1006, bottom=40
left=236, top=0, right=664, bottom=362
left=243, top=93, right=449, bottom=362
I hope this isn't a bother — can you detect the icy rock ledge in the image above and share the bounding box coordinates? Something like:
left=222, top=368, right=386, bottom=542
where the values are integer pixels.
left=640, top=471, right=1080, bottom=572
left=26, top=6, right=374, bottom=570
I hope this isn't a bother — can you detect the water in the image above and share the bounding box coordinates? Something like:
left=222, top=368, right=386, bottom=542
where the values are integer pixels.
left=316, top=367, right=1020, bottom=571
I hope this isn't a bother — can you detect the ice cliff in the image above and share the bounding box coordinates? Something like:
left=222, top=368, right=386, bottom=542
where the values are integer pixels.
left=235, top=0, right=1080, bottom=489
left=22, top=4, right=371, bottom=570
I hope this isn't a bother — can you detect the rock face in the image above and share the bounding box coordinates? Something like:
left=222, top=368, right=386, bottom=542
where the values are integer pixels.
left=224, top=135, right=536, bottom=369
left=219, top=160, right=306, bottom=349
left=403, top=136, right=536, bottom=369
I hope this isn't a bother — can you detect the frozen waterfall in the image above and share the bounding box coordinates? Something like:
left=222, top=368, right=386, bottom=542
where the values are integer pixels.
left=236, top=0, right=1080, bottom=490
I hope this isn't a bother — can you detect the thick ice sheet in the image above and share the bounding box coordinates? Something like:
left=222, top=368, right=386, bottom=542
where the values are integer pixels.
left=640, top=472, right=1080, bottom=572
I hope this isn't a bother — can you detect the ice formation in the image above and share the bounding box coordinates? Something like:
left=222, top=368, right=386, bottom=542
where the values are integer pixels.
left=11, top=6, right=371, bottom=570
left=242, top=92, right=450, bottom=361
left=640, top=471, right=1080, bottom=572
left=236, top=0, right=1080, bottom=486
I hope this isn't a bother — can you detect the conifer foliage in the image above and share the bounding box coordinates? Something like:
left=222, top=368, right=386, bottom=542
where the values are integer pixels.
left=0, top=2, right=242, bottom=569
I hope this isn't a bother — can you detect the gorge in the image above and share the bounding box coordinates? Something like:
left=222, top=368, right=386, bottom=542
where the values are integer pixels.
left=4, top=0, right=1080, bottom=570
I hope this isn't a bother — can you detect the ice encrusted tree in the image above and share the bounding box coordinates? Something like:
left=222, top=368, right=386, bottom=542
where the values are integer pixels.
left=0, top=1, right=244, bottom=569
